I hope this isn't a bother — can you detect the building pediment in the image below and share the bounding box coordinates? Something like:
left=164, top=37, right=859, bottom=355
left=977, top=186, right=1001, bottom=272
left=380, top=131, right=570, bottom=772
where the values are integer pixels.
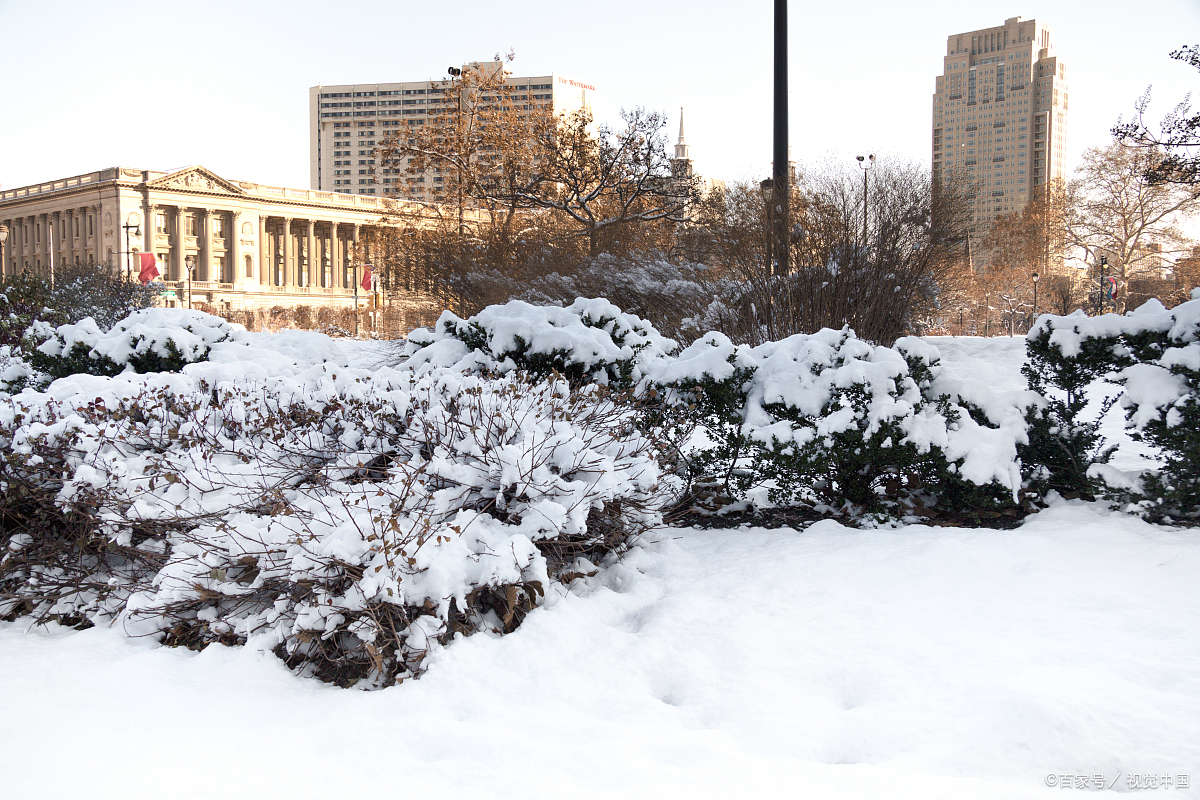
left=148, top=166, right=244, bottom=196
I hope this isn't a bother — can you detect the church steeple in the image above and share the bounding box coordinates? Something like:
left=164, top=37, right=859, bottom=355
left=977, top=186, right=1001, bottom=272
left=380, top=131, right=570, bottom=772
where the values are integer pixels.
left=674, top=107, right=690, bottom=161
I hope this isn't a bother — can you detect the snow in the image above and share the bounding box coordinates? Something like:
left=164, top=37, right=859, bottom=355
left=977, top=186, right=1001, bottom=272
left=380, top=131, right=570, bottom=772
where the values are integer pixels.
left=2, top=501, right=1197, bottom=799
left=2, top=331, right=1197, bottom=798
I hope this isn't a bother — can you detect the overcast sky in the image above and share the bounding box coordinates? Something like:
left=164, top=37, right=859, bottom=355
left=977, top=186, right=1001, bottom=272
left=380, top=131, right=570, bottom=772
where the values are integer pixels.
left=1, top=0, right=1197, bottom=193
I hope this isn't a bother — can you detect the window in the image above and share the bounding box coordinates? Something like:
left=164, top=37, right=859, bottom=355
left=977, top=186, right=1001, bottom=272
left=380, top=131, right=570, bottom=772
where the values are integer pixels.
left=156, top=213, right=166, bottom=234
left=186, top=216, right=198, bottom=237
left=245, top=255, right=253, bottom=278
left=213, top=217, right=225, bottom=238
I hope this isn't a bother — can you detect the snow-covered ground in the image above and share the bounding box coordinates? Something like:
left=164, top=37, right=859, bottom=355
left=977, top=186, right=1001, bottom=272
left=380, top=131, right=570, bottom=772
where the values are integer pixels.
left=2, top=336, right=1197, bottom=799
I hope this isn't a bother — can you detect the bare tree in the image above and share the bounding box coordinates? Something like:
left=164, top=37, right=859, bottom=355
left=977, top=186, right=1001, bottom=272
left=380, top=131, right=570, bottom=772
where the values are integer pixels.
left=507, top=107, right=695, bottom=257
left=692, top=158, right=974, bottom=346
left=1064, top=140, right=1199, bottom=311
left=1113, top=45, right=1200, bottom=187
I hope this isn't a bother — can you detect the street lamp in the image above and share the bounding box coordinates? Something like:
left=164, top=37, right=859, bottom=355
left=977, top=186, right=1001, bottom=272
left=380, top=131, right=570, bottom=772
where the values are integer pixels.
left=1031, top=271, right=1040, bottom=323
left=123, top=212, right=141, bottom=282
left=856, top=154, right=875, bottom=245
left=185, top=255, right=195, bottom=309
left=448, top=65, right=466, bottom=241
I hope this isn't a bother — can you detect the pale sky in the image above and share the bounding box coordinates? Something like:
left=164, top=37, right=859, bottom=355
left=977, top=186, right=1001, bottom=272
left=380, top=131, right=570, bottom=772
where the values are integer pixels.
left=1, top=0, right=1197, bottom=193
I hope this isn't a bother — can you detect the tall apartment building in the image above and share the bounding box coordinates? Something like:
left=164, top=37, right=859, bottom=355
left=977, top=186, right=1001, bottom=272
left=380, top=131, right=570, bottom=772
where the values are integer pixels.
left=932, top=17, right=1068, bottom=240
left=309, top=63, right=595, bottom=201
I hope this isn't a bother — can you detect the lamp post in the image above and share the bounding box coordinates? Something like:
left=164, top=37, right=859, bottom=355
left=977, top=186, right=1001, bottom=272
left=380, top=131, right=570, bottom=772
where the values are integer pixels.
left=122, top=212, right=141, bottom=282
left=1031, top=271, right=1039, bottom=325
left=448, top=66, right=466, bottom=242
left=185, top=255, right=195, bottom=309
left=0, top=224, right=8, bottom=276
left=856, top=154, right=875, bottom=245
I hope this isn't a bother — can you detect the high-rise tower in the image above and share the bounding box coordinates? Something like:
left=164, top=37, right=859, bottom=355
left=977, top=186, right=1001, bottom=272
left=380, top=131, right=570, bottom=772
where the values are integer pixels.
left=932, top=17, right=1068, bottom=238
left=309, top=62, right=595, bottom=201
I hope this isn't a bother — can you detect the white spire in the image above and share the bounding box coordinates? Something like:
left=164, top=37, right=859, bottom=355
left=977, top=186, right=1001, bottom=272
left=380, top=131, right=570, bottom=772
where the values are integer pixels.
left=674, top=107, right=690, bottom=161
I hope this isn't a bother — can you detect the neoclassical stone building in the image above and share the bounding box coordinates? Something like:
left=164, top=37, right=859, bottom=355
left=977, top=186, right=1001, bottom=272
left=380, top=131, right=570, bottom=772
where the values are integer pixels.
left=0, top=165, right=461, bottom=311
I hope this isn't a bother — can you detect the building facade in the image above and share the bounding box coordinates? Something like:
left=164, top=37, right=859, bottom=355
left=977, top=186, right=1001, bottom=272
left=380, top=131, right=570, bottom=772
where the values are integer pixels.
left=932, top=17, right=1068, bottom=239
left=310, top=62, right=595, bottom=201
left=0, top=165, right=468, bottom=311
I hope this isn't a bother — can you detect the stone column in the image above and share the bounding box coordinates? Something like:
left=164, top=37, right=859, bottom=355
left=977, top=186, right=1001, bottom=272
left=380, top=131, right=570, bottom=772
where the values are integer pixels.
left=281, top=217, right=292, bottom=287
left=39, top=213, right=49, bottom=272
left=48, top=212, right=58, bottom=272
left=324, top=223, right=334, bottom=288
left=259, top=215, right=269, bottom=285
left=305, top=219, right=315, bottom=289
left=330, top=223, right=341, bottom=287
left=55, top=211, right=66, bottom=269
left=230, top=213, right=241, bottom=288
left=172, top=207, right=187, bottom=282
left=197, top=209, right=210, bottom=282
left=19, top=217, right=28, bottom=271
left=64, top=209, right=75, bottom=265
left=14, top=217, right=23, bottom=272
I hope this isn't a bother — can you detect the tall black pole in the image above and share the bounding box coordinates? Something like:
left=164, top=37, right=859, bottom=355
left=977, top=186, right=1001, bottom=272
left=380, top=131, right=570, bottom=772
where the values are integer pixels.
left=772, top=0, right=789, bottom=276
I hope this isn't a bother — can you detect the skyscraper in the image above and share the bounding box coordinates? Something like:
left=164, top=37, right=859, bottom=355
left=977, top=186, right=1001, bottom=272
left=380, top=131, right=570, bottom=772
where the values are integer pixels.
left=932, top=17, right=1068, bottom=239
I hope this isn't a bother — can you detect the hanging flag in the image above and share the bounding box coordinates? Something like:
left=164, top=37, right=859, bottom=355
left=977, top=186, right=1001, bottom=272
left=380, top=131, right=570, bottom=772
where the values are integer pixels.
left=138, top=253, right=160, bottom=284
left=361, top=264, right=373, bottom=292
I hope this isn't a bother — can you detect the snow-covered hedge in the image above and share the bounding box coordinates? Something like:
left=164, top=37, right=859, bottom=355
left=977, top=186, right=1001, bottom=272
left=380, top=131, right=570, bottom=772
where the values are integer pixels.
left=649, top=327, right=1034, bottom=518
left=402, top=298, right=677, bottom=388
left=1029, top=291, right=1200, bottom=520
left=8, top=309, right=235, bottom=393
left=28, top=295, right=1200, bottom=688
left=0, top=358, right=672, bottom=686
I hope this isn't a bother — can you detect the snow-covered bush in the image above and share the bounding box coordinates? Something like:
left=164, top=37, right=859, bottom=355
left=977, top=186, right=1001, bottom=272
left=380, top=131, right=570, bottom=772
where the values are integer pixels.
left=1023, top=310, right=1124, bottom=497
left=402, top=298, right=678, bottom=389
left=10, top=309, right=234, bottom=392
left=650, top=327, right=1031, bottom=519
left=0, top=265, right=158, bottom=352
left=0, top=359, right=674, bottom=687
left=1031, top=292, right=1200, bottom=520
left=647, top=331, right=759, bottom=505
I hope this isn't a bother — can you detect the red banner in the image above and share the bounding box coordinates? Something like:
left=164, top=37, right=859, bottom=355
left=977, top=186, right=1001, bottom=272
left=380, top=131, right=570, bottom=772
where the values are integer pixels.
left=361, top=265, right=373, bottom=292
left=138, top=253, right=160, bottom=284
